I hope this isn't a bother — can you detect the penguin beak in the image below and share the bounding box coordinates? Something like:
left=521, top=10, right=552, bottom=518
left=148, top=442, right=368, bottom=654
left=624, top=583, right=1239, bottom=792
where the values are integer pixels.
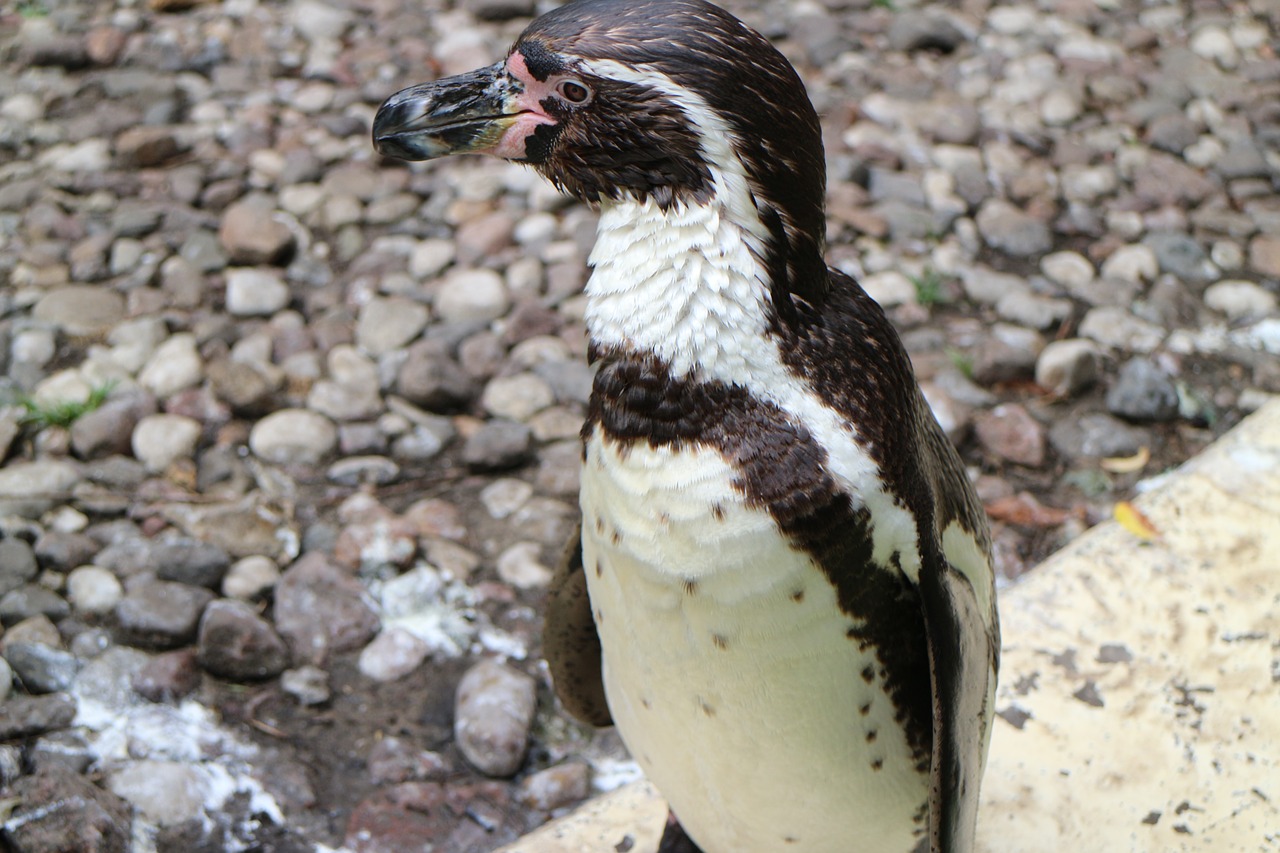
left=373, top=60, right=524, bottom=161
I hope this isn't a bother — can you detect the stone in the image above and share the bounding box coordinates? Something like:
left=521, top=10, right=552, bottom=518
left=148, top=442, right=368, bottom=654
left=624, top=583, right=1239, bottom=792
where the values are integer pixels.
left=273, top=552, right=380, bottom=664
left=114, top=579, right=214, bottom=649
left=219, top=197, right=295, bottom=266
left=454, top=659, right=537, bottom=778
left=114, top=126, right=184, bottom=167
left=496, top=541, right=554, bottom=589
left=396, top=342, right=476, bottom=411
left=225, top=267, right=292, bottom=316
left=1078, top=307, right=1165, bottom=353
left=249, top=408, right=338, bottom=465
left=280, top=665, right=330, bottom=706
left=1143, top=231, right=1215, bottom=284
left=366, top=736, right=448, bottom=784
left=0, top=585, right=70, bottom=625
left=996, top=291, right=1072, bottom=330
left=71, top=391, right=158, bottom=460
left=1099, top=244, right=1159, bottom=283
left=410, top=239, right=455, bottom=279
left=357, top=628, right=429, bottom=682
left=356, top=296, right=429, bottom=356
left=0, top=538, right=39, bottom=597
left=1048, top=413, right=1147, bottom=461
left=107, top=760, right=210, bottom=827
left=1248, top=235, right=1280, bottom=279
left=131, top=648, right=201, bottom=703
left=0, top=693, right=77, bottom=740
left=434, top=268, right=510, bottom=324
left=970, top=324, right=1044, bottom=386
left=66, top=566, right=124, bottom=615
left=307, top=345, right=383, bottom=421
left=152, top=536, right=232, bottom=589
left=4, top=642, right=78, bottom=693
left=1035, top=339, right=1101, bottom=397
left=1204, top=280, right=1277, bottom=320
left=515, top=762, right=591, bottom=811
left=3, top=767, right=131, bottom=853
left=462, top=420, right=534, bottom=471
left=1106, top=358, right=1179, bottom=423
left=481, top=373, right=555, bottom=421
left=207, top=358, right=279, bottom=414
left=327, top=456, right=400, bottom=485
left=196, top=599, right=290, bottom=681
left=1040, top=251, right=1094, bottom=290
left=975, top=199, right=1052, bottom=257
left=222, top=555, right=281, bottom=600
left=887, top=12, right=967, bottom=53
left=973, top=404, right=1047, bottom=467
left=138, top=333, right=204, bottom=398
left=32, top=285, right=126, bottom=337
left=131, top=413, right=202, bottom=473
left=29, top=729, right=94, bottom=775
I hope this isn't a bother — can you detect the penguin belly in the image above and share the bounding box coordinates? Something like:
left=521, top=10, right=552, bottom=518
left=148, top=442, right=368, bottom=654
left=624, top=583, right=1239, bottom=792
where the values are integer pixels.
left=579, top=432, right=928, bottom=853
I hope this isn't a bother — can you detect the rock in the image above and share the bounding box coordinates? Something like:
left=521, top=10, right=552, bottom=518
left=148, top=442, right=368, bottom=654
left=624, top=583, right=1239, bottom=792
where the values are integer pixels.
left=454, top=659, right=537, bottom=778
left=273, top=552, right=380, bottom=664
left=280, top=665, right=330, bottom=706
left=71, top=391, right=158, bottom=459
left=459, top=0, right=536, bottom=22
left=1040, top=251, right=1094, bottom=290
left=1144, top=113, right=1199, bottom=153
left=114, top=579, right=214, bottom=649
left=1035, top=339, right=1101, bottom=397
left=327, top=456, right=400, bottom=485
left=1078, top=307, right=1165, bottom=353
left=4, top=767, right=131, bottom=853
left=496, top=541, right=553, bottom=589
left=515, top=762, right=591, bottom=811
left=973, top=404, right=1046, bottom=467
left=481, top=373, right=555, bottom=421
left=1105, top=358, right=1179, bottom=422
left=29, top=729, right=94, bottom=775
left=396, top=341, right=476, bottom=411
left=887, top=12, right=967, bottom=53
left=307, top=345, right=383, bottom=421
left=2, top=614, right=61, bottom=650
left=196, top=599, right=290, bottom=681
left=4, top=642, right=78, bottom=693
left=1143, top=231, right=1215, bottom=284
left=995, top=290, right=1072, bottom=330
left=66, top=566, right=124, bottom=615
left=356, top=297, right=429, bottom=356
left=0, top=693, right=77, bottom=740
left=969, top=324, right=1044, bottom=386
left=0, top=585, right=70, bottom=625
left=290, top=0, right=350, bottom=39
left=219, top=197, right=295, bottom=266
left=114, top=126, right=184, bottom=167
left=138, top=333, right=204, bottom=398
left=207, top=358, right=279, bottom=414
left=1248, top=235, right=1280, bottom=278
left=410, top=239, right=455, bottom=279
left=462, top=420, right=534, bottom=471
left=367, top=736, right=448, bottom=784
left=357, top=628, right=429, bottom=682
left=31, top=285, right=126, bottom=337
left=0, top=538, right=39, bottom=597
left=152, top=536, right=232, bottom=589
left=249, top=408, right=338, bottom=465
left=34, top=531, right=101, bottom=573
left=1204, top=280, right=1277, bottom=320
left=1048, top=413, right=1147, bottom=461
left=225, top=267, right=292, bottom=316
left=131, top=648, right=201, bottom=703
left=434, top=268, right=510, bottom=324
left=131, top=413, right=202, bottom=472
left=222, top=555, right=280, bottom=600
left=1099, top=244, right=1159, bottom=283
left=975, top=199, right=1052, bottom=257
left=107, top=760, right=210, bottom=826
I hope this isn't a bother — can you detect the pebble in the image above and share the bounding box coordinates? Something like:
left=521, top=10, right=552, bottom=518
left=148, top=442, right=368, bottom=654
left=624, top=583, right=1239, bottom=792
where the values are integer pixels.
left=0, top=538, right=40, bottom=596
left=1204, top=280, right=1277, bottom=321
left=137, top=333, right=204, bottom=398
left=273, top=552, right=380, bottom=664
left=515, top=761, right=592, bottom=812
left=153, top=536, right=232, bottom=588
left=358, top=627, right=430, bottom=682
left=0, top=693, right=77, bottom=740
left=367, top=736, right=449, bottom=784
left=973, top=404, right=1046, bottom=467
left=115, top=578, right=215, bottom=649
left=1105, top=358, right=1180, bottom=423
left=496, top=541, right=554, bottom=589
left=454, top=658, right=537, bottom=778
left=225, top=267, right=292, bottom=316
left=435, top=268, right=511, bottom=324
left=132, top=413, right=202, bottom=472
left=5, top=767, right=131, bottom=853
left=196, top=599, right=291, bottom=681
left=249, top=408, right=338, bottom=465
left=0, top=585, right=71, bottom=625
left=108, top=759, right=211, bottom=826
left=1035, top=339, right=1101, bottom=397
left=32, top=285, right=126, bottom=336
left=222, top=555, right=282, bottom=600
left=131, top=648, right=201, bottom=703
left=5, top=642, right=79, bottom=694
left=1049, top=413, right=1147, bottom=461
left=462, top=420, right=534, bottom=471
left=1099, top=244, right=1159, bottom=283
left=975, top=199, right=1052, bottom=257
left=0, top=461, right=82, bottom=519
left=1078, top=307, right=1166, bottom=353
left=219, top=197, right=296, bottom=266
left=280, top=664, right=330, bottom=706
left=356, top=296, right=430, bottom=356
left=481, top=373, right=555, bottom=421
left=66, top=565, right=124, bottom=615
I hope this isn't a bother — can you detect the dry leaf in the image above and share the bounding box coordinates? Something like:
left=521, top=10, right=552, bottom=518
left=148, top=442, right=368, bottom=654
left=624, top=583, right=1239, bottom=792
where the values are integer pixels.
left=1101, top=446, right=1151, bottom=474
left=1114, top=500, right=1159, bottom=540
left=985, top=492, right=1071, bottom=528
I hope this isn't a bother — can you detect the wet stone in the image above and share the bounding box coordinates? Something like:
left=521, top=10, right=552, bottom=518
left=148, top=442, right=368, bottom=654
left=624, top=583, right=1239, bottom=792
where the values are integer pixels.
left=3, top=766, right=131, bottom=853
left=196, top=598, right=290, bottom=682
left=4, top=642, right=79, bottom=694
left=0, top=585, right=70, bottom=626
left=0, top=692, right=77, bottom=740
left=114, top=578, right=215, bottom=649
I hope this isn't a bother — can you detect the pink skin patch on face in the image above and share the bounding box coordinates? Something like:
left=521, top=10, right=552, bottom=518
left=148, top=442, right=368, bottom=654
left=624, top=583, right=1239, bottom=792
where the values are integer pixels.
left=487, top=50, right=560, bottom=159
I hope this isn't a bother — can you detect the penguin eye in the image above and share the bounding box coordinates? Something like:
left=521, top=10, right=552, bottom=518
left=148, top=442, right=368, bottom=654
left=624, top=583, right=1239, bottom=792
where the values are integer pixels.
left=556, top=79, right=592, bottom=105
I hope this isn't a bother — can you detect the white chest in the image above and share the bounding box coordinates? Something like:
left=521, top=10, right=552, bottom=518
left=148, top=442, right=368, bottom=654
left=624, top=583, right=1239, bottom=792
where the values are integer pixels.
left=579, top=431, right=928, bottom=853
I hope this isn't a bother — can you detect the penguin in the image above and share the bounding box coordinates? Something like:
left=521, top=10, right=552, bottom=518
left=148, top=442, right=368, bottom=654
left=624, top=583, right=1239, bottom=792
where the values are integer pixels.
left=373, top=2, right=999, bottom=850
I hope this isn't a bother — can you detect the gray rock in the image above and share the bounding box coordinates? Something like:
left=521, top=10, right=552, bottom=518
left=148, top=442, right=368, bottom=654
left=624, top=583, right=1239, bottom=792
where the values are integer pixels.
left=0, top=693, right=77, bottom=740
left=1106, top=358, right=1179, bottom=422
left=131, top=648, right=201, bottom=703
left=249, top=408, right=338, bottom=466
left=357, top=627, right=429, bottom=682
left=434, top=269, right=510, bottom=324
left=462, top=420, right=534, bottom=471
left=115, top=578, right=215, bottom=649
left=280, top=664, right=330, bottom=706
left=396, top=341, right=476, bottom=411
left=33, top=531, right=101, bottom=573
left=29, top=729, right=94, bottom=775
left=153, top=536, right=232, bottom=589
left=5, top=642, right=78, bottom=693
left=137, top=333, right=204, bottom=399
left=1204, top=280, right=1277, bottom=320
left=1078, top=307, right=1166, bottom=353
left=222, top=555, right=281, bottom=601
left=225, top=267, right=292, bottom=316
left=1143, top=231, right=1215, bottom=284
left=0, top=460, right=82, bottom=519
left=71, top=391, right=158, bottom=459
left=1049, top=413, right=1148, bottom=461
left=108, top=760, right=211, bottom=827
left=975, top=199, right=1052, bottom=257
left=887, top=12, right=967, bottom=53
left=66, top=566, right=124, bottom=615
left=0, top=538, right=39, bottom=597
left=4, top=766, right=131, bottom=853
left=0, top=585, right=70, bottom=626
left=273, top=552, right=380, bottom=665
left=1035, top=339, right=1101, bottom=397
left=219, top=197, right=295, bottom=266
left=31, top=285, right=126, bottom=337
left=516, top=761, right=592, bottom=812
left=973, top=404, right=1046, bottom=467
left=327, top=456, right=400, bottom=486
left=131, top=413, right=202, bottom=473
left=454, top=659, right=537, bottom=777
left=1144, top=113, right=1199, bottom=153
left=356, top=296, right=429, bottom=356
left=196, top=598, right=290, bottom=682
left=970, top=324, right=1044, bottom=386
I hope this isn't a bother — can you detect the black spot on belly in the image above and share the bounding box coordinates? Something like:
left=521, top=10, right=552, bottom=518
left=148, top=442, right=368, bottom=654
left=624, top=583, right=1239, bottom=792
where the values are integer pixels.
left=595, top=559, right=603, bottom=578
left=698, top=697, right=716, bottom=717
left=861, top=664, right=875, bottom=683
left=791, top=589, right=805, bottom=603
left=859, top=702, right=871, bottom=716
left=711, top=503, right=726, bottom=521
left=594, top=516, right=605, bottom=534
left=682, top=578, right=698, bottom=595
left=866, top=729, right=878, bottom=743
left=711, top=633, right=728, bottom=650
left=871, top=758, right=884, bottom=771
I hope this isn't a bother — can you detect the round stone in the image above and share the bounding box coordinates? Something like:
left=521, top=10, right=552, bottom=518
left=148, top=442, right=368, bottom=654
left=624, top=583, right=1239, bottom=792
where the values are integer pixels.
left=222, top=555, right=281, bottom=600
left=225, top=268, right=291, bottom=316
left=137, top=333, right=204, bottom=398
left=131, top=413, right=202, bottom=472
left=66, top=566, right=124, bottom=615
left=31, top=286, right=126, bottom=337
left=434, top=269, right=510, bottom=324
left=1204, top=280, right=1277, bottom=321
left=249, top=409, right=338, bottom=465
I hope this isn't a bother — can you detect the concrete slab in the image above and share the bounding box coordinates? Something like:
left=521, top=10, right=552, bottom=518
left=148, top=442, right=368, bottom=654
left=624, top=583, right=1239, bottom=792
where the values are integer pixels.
left=498, top=399, right=1280, bottom=853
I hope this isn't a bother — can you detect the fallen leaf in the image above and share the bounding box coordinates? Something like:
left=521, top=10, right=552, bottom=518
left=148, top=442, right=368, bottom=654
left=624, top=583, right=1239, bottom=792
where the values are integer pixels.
left=1114, top=501, right=1160, bottom=540
left=985, top=492, right=1071, bottom=528
left=1101, top=446, right=1151, bottom=474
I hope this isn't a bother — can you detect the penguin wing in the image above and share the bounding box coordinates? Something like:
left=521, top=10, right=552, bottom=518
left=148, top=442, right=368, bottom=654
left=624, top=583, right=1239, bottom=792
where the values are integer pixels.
left=918, top=552, right=996, bottom=853
left=544, top=519, right=614, bottom=727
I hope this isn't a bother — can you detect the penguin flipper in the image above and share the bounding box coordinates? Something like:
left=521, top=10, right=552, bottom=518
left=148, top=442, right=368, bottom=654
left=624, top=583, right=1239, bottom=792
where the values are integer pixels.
left=544, top=520, right=613, bottom=727
left=919, top=557, right=994, bottom=853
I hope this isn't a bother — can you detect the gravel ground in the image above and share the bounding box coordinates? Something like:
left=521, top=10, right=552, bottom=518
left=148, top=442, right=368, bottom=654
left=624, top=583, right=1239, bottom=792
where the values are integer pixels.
left=0, top=0, right=1278, bottom=850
